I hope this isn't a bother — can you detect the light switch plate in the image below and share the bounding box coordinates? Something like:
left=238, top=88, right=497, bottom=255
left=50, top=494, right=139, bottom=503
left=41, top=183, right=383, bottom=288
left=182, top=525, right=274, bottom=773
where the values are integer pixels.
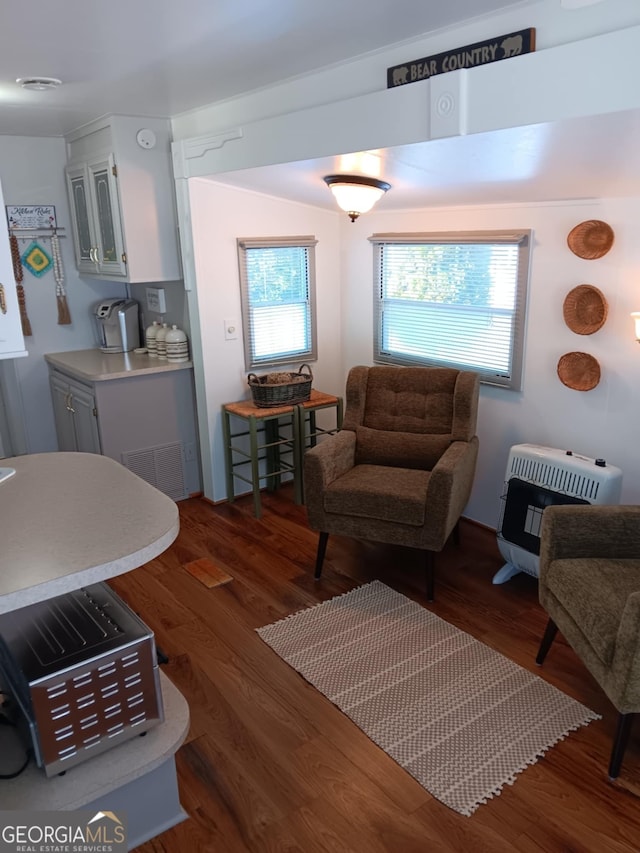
left=146, top=286, right=166, bottom=314
left=224, top=318, right=238, bottom=340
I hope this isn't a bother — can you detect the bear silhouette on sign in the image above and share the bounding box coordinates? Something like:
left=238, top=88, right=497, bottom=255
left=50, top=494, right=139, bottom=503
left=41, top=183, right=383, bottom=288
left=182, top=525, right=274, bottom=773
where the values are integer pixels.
left=392, top=66, right=409, bottom=86
left=500, top=34, right=523, bottom=57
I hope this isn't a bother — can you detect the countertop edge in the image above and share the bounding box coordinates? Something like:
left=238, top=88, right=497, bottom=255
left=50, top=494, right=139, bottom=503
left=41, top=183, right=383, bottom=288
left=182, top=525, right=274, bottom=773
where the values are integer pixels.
left=0, top=515, right=180, bottom=615
left=45, top=350, right=193, bottom=382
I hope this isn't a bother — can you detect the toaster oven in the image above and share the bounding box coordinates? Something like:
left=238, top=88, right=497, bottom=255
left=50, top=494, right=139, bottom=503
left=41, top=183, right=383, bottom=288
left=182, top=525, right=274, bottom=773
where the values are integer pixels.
left=0, top=582, right=164, bottom=777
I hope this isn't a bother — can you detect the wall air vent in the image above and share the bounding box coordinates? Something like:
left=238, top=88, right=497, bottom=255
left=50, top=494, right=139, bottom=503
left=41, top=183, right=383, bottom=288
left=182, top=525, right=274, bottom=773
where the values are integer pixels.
left=122, top=442, right=187, bottom=501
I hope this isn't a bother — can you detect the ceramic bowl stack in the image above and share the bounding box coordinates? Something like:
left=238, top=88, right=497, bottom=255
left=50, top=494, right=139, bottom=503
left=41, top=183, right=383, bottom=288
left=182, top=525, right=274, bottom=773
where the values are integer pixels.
left=165, top=325, right=189, bottom=363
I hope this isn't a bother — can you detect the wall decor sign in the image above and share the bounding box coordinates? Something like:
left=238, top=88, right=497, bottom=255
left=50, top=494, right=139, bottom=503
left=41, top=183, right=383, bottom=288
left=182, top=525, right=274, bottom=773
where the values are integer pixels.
left=6, top=204, right=57, bottom=230
left=387, top=28, right=536, bottom=88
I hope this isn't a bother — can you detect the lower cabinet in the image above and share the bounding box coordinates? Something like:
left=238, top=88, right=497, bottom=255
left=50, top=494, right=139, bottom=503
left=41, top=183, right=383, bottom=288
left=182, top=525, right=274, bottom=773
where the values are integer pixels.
left=50, top=373, right=101, bottom=454
left=48, top=366, right=200, bottom=501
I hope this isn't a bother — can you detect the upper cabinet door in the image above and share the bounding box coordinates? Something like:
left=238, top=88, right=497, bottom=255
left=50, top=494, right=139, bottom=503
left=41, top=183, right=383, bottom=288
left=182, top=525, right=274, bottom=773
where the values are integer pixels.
left=65, top=154, right=127, bottom=278
left=66, top=163, right=99, bottom=275
left=88, top=153, right=127, bottom=278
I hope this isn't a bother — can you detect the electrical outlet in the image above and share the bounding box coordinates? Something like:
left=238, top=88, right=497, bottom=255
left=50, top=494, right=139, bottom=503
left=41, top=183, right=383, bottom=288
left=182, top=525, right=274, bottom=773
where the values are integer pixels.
left=224, top=318, right=239, bottom=340
left=146, top=286, right=166, bottom=314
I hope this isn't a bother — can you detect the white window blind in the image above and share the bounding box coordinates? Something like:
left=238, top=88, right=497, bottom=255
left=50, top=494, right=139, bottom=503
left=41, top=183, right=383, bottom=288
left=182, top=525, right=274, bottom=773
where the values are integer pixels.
left=237, top=236, right=318, bottom=369
left=370, top=230, right=531, bottom=390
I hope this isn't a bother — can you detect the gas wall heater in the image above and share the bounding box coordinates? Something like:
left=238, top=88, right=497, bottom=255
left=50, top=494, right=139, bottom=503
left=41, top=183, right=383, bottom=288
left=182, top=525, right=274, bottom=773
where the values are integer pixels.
left=494, top=443, right=623, bottom=584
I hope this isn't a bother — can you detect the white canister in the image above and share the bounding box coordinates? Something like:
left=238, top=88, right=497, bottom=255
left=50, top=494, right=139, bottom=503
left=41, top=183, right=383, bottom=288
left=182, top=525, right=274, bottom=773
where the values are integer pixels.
left=145, top=320, right=160, bottom=357
left=165, top=325, right=189, bottom=363
left=155, top=322, right=169, bottom=360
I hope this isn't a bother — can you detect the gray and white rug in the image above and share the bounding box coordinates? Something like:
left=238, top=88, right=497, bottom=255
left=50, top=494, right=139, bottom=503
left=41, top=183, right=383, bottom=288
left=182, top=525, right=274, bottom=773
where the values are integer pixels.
left=257, top=580, right=600, bottom=815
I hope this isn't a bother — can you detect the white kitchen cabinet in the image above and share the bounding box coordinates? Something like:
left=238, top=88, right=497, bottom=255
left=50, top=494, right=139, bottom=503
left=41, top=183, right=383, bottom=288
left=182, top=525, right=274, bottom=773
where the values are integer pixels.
left=49, top=371, right=102, bottom=454
left=65, top=155, right=127, bottom=278
left=65, top=115, right=181, bottom=283
left=46, top=352, right=201, bottom=501
left=0, top=177, right=27, bottom=360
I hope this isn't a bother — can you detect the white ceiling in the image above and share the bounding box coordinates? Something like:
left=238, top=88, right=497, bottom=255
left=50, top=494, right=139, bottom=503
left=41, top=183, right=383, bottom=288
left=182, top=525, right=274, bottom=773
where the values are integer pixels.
left=0, top=0, right=541, bottom=138
left=0, top=0, right=636, bottom=209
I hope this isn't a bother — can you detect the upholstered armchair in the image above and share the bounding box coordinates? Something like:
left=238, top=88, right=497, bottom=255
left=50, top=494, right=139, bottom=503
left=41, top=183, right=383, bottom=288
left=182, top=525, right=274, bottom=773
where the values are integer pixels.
left=536, top=504, right=640, bottom=779
left=304, top=365, right=480, bottom=600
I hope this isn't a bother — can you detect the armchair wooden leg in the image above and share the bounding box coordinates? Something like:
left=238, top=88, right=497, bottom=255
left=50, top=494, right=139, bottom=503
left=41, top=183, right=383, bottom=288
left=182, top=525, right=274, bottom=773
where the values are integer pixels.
left=426, top=551, right=435, bottom=602
left=535, top=618, right=559, bottom=665
left=314, top=532, right=329, bottom=580
left=609, top=713, right=635, bottom=780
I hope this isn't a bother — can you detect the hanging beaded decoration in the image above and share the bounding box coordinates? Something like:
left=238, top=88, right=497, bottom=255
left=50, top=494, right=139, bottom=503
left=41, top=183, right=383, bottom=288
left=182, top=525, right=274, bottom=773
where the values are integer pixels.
left=10, top=234, right=32, bottom=336
left=51, top=233, right=71, bottom=325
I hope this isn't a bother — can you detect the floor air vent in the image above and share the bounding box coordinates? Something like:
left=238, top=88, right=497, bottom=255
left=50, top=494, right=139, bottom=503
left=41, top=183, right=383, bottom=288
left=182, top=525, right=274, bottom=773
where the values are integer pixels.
left=122, top=442, right=187, bottom=501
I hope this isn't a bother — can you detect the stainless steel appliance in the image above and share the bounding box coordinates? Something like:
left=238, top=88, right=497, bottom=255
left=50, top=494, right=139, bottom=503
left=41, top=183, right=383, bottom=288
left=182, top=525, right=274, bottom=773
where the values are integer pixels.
left=0, top=583, right=164, bottom=777
left=93, top=298, right=140, bottom=353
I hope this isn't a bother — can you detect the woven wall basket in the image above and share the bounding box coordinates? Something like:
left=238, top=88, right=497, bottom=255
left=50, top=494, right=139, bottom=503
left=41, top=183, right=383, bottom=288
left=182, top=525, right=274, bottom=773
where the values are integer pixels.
left=557, top=352, right=601, bottom=391
left=567, top=220, right=614, bottom=260
left=562, top=284, right=608, bottom=335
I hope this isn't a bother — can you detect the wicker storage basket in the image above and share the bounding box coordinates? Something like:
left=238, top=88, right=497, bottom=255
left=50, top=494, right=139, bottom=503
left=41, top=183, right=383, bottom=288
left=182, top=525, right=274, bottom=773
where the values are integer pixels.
left=247, top=364, right=313, bottom=407
left=557, top=351, right=601, bottom=391
left=562, top=284, right=608, bottom=335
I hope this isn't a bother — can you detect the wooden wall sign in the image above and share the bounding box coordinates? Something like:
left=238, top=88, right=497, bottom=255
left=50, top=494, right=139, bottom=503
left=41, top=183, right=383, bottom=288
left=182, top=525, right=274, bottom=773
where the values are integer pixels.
left=387, top=28, right=535, bottom=88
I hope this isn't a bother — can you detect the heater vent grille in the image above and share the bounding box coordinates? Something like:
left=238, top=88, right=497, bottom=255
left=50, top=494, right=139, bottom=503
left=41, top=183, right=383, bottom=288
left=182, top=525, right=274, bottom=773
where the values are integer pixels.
left=122, top=442, right=187, bottom=501
left=509, top=455, right=601, bottom=501
left=494, top=443, right=623, bottom=583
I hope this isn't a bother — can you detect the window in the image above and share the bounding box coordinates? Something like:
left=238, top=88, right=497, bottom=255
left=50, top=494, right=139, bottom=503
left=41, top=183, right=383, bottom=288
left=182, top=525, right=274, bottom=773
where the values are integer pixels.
left=237, top=236, right=318, bottom=369
left=370, top=230, right=531, bottom=390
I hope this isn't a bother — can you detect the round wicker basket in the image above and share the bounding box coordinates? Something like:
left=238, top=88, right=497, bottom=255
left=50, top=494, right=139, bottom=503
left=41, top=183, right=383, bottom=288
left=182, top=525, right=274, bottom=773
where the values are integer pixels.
left=562, top=284, right=608, bottom=335
left=567, top=220, right=614, bottom=260
left=557, top=352, right=601, bottom=391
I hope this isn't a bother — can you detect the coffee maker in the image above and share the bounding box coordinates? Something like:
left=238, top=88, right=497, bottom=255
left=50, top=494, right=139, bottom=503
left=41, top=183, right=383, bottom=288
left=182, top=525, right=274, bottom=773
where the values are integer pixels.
left=92, top=299, right=140, bottom=353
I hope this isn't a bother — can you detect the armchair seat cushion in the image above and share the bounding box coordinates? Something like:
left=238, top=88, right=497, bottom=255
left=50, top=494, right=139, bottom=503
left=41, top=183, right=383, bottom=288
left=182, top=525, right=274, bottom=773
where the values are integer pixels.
left=323, top=464, right=430, bottom=526
left=546, top=558, right=640, bottom=666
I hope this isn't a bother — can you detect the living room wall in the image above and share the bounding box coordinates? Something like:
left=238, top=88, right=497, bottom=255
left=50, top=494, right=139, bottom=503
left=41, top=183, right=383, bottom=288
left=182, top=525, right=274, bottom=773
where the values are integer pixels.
left=186, top=174, right=640, bottom=526
left=188, top=178, right=343, bottom=501
left=341, top=195, right=640, bottom=528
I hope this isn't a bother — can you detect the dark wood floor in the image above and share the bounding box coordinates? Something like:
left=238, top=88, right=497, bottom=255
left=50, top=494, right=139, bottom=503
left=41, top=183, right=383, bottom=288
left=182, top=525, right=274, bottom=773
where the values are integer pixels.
left=108, top=488, right=640, bottom=853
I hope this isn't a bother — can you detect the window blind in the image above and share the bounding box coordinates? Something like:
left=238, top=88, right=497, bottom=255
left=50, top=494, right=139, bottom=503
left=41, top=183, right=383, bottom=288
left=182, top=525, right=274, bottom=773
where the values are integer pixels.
left=237, top=236, right=318, bottom=369
left=370, top=230, right=531, bottom=390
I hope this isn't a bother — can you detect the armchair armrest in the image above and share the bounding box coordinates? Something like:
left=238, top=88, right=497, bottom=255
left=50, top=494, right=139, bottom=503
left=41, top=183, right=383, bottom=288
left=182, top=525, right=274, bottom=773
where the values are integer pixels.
left=304, top=430, right=356, bottom=493
left=540, top=505, right=640, bottom=567
left=424, top=437, right=479, bottom=542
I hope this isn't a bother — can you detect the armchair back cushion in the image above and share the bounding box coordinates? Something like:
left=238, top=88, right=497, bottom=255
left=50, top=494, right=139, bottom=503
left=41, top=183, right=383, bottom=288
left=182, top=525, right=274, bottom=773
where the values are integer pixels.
left=343, top=366, right=479, bottom=470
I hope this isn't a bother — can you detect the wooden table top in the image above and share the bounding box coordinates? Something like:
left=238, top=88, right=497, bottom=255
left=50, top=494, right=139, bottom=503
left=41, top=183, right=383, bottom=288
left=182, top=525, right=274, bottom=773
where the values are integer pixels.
left=224, top=389, right=340, bottom=419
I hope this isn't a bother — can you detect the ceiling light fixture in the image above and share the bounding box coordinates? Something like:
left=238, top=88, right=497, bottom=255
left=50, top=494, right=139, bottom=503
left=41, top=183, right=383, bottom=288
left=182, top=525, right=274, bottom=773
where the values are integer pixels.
left=16, top=77, right=63, bottom=92
left=323, top=174, right=391, bottom=222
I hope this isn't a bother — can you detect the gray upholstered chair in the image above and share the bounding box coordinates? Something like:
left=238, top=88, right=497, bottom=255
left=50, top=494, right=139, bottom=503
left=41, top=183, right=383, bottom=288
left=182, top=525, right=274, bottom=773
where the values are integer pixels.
left=304, top=365, right=480, bottom=600
left=536, top=504, right=640, bottom=779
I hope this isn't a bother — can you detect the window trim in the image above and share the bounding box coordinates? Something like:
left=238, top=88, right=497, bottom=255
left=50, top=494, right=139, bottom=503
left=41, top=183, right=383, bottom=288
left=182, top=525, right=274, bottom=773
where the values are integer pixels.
left=369, top=230, right=531, bottom=390
left=237, top=235, right=318, bottom=370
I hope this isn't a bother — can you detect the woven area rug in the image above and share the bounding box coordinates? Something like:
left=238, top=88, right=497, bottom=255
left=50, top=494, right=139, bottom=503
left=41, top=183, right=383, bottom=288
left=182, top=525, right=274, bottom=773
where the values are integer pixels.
left=256, top=580, right=600, bottom=816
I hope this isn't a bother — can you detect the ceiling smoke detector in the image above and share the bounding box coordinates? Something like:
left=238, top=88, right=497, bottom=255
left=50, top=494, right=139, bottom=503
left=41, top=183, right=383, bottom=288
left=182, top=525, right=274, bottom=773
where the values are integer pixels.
left=16, top=77, right=63, bottom=92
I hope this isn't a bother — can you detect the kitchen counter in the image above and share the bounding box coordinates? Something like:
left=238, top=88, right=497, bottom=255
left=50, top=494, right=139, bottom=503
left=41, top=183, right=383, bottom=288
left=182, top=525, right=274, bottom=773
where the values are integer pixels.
left=0, top=451, right=179, bottom=614
left=45, top=348, right=193, bottom=382
left=0, top=451, right=189, bottom=848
